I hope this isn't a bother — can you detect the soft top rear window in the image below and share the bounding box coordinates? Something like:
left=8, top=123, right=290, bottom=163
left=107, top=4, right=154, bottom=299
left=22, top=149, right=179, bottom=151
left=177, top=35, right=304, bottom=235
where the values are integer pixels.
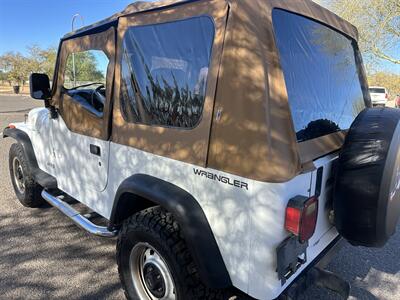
left=369, top=88, right=386, bottom=94
left=272, top=9, right=366, bottom=142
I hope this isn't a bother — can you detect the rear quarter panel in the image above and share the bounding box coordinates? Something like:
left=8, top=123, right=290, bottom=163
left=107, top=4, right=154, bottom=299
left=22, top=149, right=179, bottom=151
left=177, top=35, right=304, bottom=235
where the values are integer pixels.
left=101, top=142, right=338, bottom=300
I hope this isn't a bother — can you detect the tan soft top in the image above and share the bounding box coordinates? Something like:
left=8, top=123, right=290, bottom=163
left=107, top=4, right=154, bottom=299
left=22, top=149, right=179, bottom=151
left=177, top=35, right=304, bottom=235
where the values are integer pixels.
left=64, top=0, right=358, bottom=41
left=207, top=0, right=362, bottom=182
left=59, top=0, right=364, bottom=183
left=63, top=0, right=190, bottom=40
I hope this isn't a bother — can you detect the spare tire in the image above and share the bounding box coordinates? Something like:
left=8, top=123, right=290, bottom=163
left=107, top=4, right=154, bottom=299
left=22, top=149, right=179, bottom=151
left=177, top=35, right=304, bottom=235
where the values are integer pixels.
left=334, top=108, right=400, bottom=247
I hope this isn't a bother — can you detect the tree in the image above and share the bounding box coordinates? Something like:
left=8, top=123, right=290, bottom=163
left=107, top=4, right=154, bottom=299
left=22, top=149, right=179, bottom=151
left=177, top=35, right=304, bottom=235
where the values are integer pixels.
left=0, top=46, right=57, bottom=87
left=368, top=72, right=400, bottom=97
left=326, top=0, right=400, bottom=67
left=0, top=52, right=30, bottom=86
left=64, top=51, right=106, bottom=86
left=40, top=47, right=57, bottom=78
left=0, top=70, right=8, bottom=84
left=27, top=45, right=57, bottom=78
left=0, top=46, right=105, bottom=88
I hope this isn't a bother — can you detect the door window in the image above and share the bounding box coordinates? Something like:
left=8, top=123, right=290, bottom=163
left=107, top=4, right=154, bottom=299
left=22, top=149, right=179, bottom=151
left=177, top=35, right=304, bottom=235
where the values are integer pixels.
left=63, top=50, right=109, bottom=116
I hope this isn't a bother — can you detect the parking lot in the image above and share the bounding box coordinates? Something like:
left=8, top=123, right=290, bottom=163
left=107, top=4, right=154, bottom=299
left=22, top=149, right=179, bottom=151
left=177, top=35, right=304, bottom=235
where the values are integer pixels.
left=0, top=94, right=399, bottom=300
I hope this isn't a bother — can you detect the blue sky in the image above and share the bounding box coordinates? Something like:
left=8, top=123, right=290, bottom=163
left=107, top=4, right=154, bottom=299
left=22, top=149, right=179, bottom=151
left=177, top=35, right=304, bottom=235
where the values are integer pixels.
left=0, top=0, right=398, bottom=74
left=0, top=0, right=135, bottom=55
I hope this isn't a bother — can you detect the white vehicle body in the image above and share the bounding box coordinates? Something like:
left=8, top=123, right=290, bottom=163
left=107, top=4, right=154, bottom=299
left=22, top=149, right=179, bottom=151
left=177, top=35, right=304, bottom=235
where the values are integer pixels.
left=6, top=1, right=381, bottom=299
left=12, top=108, right=339, bottom=300
left=369, top=86, right=388, bottom=106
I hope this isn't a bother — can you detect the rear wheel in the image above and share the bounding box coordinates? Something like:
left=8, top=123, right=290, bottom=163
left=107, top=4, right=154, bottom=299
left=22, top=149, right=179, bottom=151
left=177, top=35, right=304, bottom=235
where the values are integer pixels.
left=116, top=206, right=227, bottom=300
left=9, top=143, right=44, bottom=208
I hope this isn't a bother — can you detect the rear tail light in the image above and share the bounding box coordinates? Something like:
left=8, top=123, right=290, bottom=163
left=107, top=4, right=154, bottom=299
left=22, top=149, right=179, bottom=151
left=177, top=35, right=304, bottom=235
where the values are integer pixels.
left=285, top=196, right=318, bottom=243
left=385, top=93, right=388, bottom=99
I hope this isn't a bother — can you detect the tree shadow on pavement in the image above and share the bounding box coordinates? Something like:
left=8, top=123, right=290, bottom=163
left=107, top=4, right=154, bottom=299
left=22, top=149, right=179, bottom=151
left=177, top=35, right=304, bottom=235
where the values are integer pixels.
left=301, top=223, right=400, bottom=300
left=0, top=200, right=124, bottom=300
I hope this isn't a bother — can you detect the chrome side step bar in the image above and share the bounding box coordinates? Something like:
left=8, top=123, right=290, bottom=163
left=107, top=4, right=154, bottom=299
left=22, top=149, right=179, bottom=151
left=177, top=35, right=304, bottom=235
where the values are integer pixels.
left=41, top=190, right=118, bottom=238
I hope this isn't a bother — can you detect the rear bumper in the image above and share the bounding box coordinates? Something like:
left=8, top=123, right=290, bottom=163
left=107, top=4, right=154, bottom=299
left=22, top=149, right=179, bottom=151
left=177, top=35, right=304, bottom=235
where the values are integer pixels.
left=315, top=236, right=345, bottom=269
left=276, top=235, right=345, bottom=299
left=371, top=100, right=387, bottom=105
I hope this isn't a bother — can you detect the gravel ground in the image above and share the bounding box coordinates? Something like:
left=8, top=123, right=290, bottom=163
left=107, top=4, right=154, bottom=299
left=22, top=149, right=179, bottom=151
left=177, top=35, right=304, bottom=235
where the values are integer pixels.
left=0, top=95, right=399, bottom=300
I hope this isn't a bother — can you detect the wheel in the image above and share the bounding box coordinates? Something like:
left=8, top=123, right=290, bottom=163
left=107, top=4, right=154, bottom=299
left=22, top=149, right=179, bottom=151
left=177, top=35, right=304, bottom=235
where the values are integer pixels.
left=9, top=143, right=44, bottom=208
left=334, top=108, right=400, bottom=247
left=116, top=206, right=226, bottom=300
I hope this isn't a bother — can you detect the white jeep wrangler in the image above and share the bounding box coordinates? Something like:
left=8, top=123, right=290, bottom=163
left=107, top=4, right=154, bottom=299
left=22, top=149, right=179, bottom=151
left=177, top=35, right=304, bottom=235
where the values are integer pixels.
left=4, top=0, right=400, bottom=299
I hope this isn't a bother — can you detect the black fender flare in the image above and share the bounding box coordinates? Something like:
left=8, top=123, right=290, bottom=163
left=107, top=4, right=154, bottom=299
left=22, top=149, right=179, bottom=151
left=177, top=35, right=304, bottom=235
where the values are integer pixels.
left=3, top=127, right=57, bottom=189
left=110, top=174, right=232, bottom=288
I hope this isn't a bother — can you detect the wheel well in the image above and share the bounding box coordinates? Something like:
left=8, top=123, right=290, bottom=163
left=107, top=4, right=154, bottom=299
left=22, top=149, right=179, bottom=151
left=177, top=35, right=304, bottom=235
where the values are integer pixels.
left=110, top=174, right=232, bottom=288
left=3, top=127, right=57, bottom=189
left=112, top=192, right=158, bottom=227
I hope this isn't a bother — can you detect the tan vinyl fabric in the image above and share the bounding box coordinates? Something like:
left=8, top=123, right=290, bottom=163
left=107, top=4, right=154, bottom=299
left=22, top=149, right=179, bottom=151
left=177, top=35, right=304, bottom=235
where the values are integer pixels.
left=54, top=28, right=115, bottom=140
left=208, top=0, right=297, bottom=183
left=121, top=0, right=187, bottom=15
left=61, top=0, right=188, bottom=41
left=111, top=0, right=229, bottom=166
left=55, top=0, right=362, bottom=182
left=207, top=0, right=360, bottom=182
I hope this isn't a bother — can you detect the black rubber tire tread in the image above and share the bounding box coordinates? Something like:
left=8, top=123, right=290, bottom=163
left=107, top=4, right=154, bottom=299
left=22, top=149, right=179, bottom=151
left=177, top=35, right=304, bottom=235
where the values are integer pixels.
left=9, top=143, right=44, bottom=208
left=116, top=206, right=231, bottom=300
left=334, top=108, right=400, bottom=247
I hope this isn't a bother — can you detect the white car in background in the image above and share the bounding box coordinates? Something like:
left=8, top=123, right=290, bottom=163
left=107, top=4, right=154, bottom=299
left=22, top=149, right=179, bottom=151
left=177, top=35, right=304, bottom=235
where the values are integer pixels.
left=369, top=86, right=388, bottom=106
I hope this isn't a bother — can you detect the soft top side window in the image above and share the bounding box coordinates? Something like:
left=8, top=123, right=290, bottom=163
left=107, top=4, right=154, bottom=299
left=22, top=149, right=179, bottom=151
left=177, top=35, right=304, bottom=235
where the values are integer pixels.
left=272, top=9, right=366, bottom=142
left=120, top=16, right=215, bottom=129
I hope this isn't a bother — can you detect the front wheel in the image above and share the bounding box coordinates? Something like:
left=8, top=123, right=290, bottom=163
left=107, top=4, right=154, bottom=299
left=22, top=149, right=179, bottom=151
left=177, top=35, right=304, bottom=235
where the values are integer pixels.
left=116, top=206, right=226, bottom=300
left=9, top=143, right=44, bottom=208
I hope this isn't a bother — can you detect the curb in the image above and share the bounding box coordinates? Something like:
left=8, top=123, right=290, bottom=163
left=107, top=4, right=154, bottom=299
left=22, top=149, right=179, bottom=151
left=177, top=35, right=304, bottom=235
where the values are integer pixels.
left=0, top=94, right=30, bottom=97
left=0, top=108, right=33, bottom=114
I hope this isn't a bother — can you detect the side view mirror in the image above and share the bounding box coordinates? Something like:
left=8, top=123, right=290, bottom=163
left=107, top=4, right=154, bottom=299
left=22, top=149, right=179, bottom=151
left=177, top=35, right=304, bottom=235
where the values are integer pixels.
left=30, top=73, right=51, bottom=100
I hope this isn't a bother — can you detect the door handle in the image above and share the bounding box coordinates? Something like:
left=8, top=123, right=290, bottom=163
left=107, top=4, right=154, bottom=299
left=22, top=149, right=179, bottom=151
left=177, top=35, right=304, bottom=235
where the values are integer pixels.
left=90, top=144, right=101, bottom=156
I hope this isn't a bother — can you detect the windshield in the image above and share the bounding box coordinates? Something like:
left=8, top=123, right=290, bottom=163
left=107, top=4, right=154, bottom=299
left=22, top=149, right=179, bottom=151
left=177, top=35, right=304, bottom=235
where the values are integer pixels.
left=369, top=88, right=386, bottom=94
left=272, top=9, right=366, bottom=142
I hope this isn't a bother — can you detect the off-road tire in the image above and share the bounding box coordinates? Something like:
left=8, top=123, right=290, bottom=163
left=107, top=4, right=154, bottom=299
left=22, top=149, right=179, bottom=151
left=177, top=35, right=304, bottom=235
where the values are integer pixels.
left=116, top=206, right=228, bottom=300
left=9, top=143, right=44, bottom=208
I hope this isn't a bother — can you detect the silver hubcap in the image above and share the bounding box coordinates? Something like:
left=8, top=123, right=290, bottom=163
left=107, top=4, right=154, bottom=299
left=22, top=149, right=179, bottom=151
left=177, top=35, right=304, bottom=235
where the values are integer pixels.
left=12, top=157, right=25, bottom=194
left=129, top=243, right=176, bottom=300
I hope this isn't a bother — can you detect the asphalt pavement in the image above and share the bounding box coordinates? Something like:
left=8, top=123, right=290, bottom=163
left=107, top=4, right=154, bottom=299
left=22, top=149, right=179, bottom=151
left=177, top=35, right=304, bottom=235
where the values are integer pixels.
left=0, top=95, right=124, bottom=299
left=0, top=94, right=399, bottom=300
